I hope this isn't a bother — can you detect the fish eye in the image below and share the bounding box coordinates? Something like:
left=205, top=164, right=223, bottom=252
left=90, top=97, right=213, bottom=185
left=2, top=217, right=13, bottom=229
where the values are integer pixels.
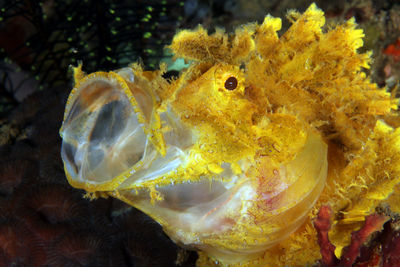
left=224, top=76, right=238, bottom=90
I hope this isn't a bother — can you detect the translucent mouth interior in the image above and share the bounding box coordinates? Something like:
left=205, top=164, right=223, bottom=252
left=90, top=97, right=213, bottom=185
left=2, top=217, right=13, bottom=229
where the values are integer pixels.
left=118, top=176, right=250, bottom=235
left=158, top=179, right=230, bottom=211
left=61, top=80, right=148, bottom=184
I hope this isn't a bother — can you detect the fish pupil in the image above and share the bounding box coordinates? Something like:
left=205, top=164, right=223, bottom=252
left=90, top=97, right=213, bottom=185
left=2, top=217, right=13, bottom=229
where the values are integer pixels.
left=224, top=77, right=238, bottom=90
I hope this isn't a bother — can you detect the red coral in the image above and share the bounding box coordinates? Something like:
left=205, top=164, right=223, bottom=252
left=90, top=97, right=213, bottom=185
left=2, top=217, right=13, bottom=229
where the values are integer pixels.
left=0, top=160, right=31, bottom=196
left=27, top=185, right=87, bottom=224
left=47, top=231, right=106, bottom=266
left=314, top=206, right=338, bottom=267
left=339, top=214, right=388, bottom=267
left=355, top=249, right=381, bottom=267
left=314, top=206, right=389, bottom=267
left=383, top=38, right=400, bottom=61
left=0, top=220, right=46, bottom=267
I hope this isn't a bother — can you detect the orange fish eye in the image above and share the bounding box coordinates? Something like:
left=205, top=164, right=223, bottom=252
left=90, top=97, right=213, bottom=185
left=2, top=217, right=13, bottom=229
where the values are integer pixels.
left=224, top=76, right=238, bottom=90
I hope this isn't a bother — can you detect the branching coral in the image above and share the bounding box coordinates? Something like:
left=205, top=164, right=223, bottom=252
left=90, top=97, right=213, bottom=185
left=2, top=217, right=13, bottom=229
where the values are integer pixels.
left=60, top=3, right=400, bottom=267
left=314, top=206, right=338, bottom=267
left=314, top=205, right=389, bottom=267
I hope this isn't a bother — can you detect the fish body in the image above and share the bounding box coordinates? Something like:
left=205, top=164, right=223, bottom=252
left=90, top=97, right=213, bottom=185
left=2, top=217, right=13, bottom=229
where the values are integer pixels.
left=60, top=4, right=400, bottom=266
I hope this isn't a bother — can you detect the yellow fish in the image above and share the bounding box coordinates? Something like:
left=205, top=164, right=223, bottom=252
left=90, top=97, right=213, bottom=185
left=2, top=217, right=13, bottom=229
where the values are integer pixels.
left=60, top=4, right=400, bottom=266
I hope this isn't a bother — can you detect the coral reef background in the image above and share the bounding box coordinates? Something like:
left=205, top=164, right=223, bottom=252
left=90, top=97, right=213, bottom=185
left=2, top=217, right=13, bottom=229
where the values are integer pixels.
left=1, top=0, right=400, bottom=266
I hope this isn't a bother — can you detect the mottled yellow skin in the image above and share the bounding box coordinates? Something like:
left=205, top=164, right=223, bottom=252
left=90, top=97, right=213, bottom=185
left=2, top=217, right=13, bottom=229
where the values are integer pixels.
left=61, top=3, right=400, bottom=267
